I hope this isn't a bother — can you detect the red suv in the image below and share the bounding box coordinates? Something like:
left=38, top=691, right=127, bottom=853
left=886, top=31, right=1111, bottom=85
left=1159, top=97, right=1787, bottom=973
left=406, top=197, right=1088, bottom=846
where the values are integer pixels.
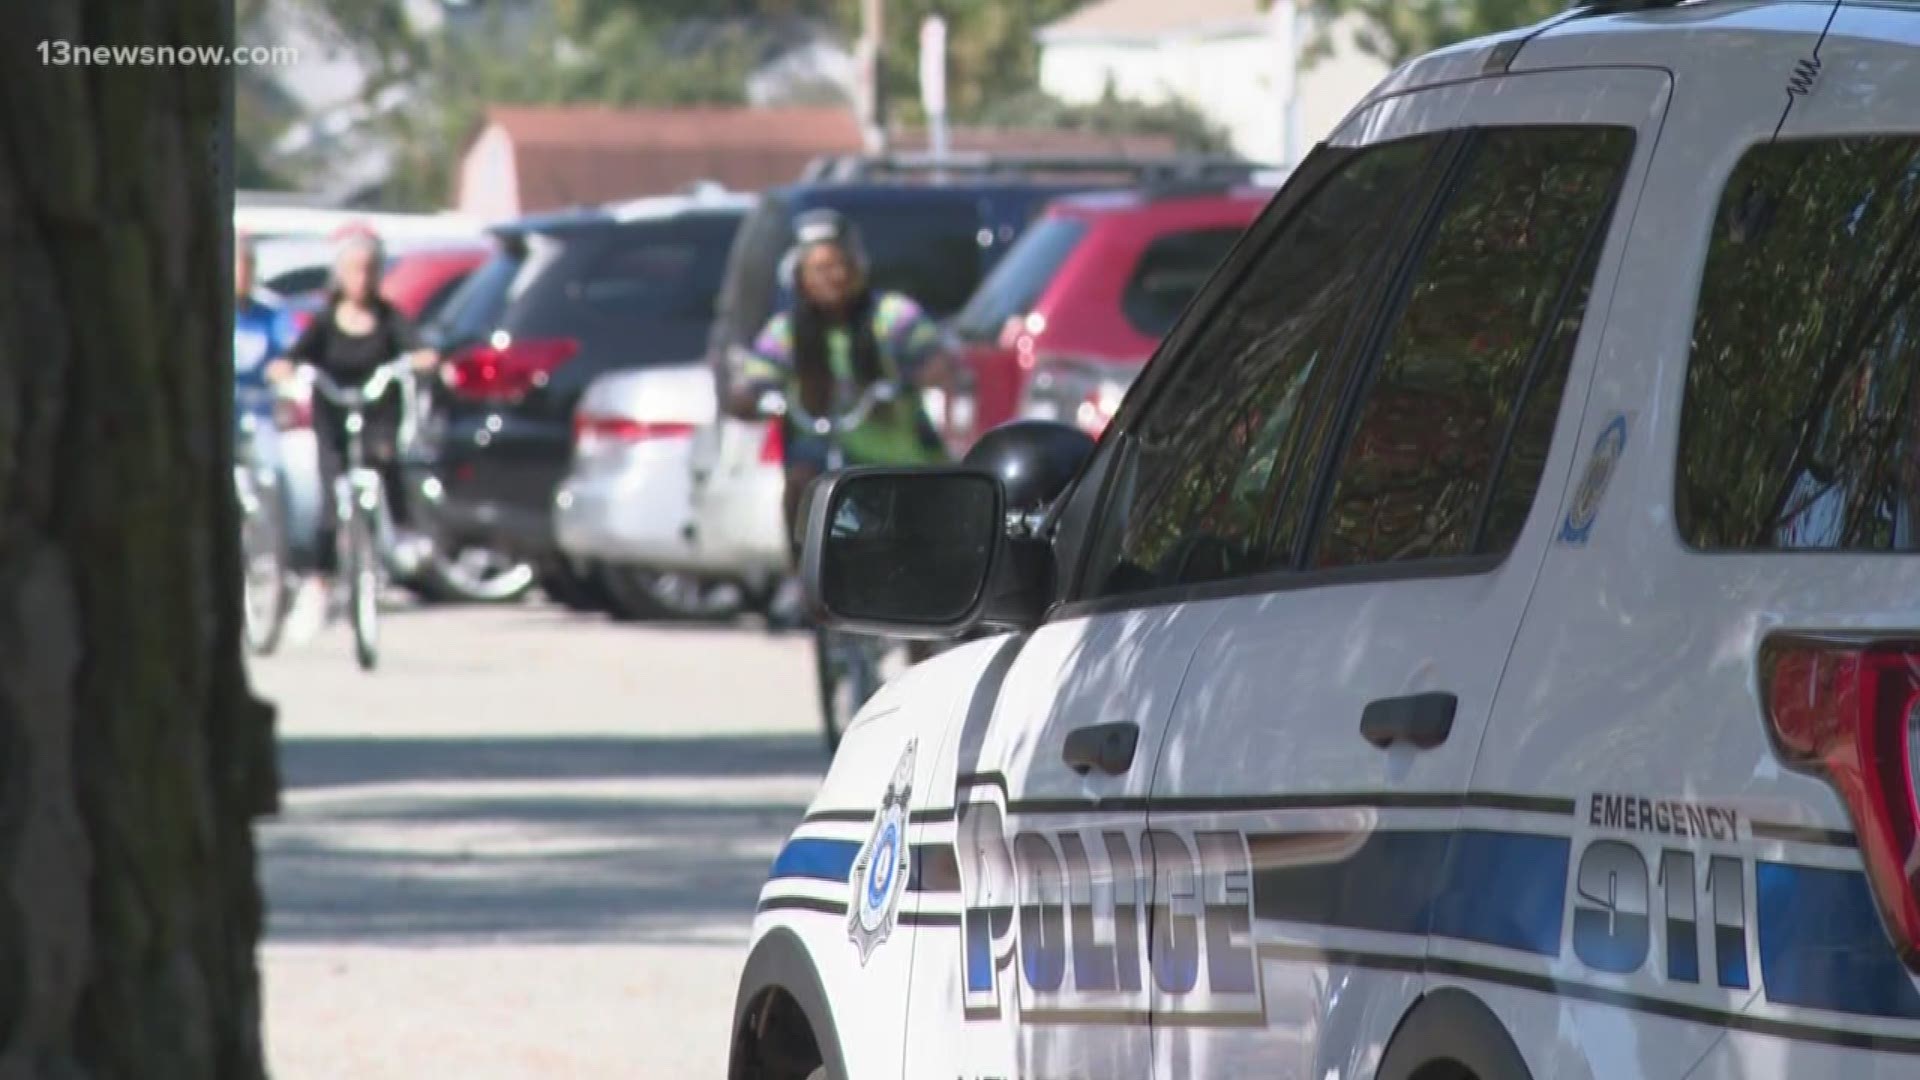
left=950, top=185, right=1271, bottom=438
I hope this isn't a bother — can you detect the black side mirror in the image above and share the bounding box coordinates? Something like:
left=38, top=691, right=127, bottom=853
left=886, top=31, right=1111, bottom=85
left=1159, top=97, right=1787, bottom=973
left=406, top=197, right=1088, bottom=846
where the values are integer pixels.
left=801, top=468, right=1004, bottom=638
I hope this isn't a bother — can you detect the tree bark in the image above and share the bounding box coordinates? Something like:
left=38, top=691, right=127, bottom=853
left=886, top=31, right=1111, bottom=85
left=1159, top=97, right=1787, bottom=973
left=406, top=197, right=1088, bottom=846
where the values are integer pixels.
left=0, top=1, right=277, bottom=1077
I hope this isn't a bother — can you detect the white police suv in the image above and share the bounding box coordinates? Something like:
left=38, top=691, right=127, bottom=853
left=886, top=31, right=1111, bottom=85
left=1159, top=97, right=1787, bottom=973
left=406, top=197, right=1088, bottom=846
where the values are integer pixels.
left=728, top=3, right=1920, bottom=1077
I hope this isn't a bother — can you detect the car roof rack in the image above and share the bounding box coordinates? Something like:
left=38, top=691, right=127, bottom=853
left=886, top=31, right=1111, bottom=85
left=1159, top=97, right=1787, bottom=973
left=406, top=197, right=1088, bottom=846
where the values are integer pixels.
left=798, top=152, right=1266, bottom=187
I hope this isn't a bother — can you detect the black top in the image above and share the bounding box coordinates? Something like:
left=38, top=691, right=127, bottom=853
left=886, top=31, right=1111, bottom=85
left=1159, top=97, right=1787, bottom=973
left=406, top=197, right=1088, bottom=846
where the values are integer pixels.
left=287, top=297, right=416, bottom=380
left=287, top=298, right=417, bottom=450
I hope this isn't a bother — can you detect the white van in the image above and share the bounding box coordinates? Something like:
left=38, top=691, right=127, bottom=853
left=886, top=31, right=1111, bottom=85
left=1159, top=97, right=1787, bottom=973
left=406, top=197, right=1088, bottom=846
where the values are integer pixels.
left=729, top=3, right=1920, bottom=1078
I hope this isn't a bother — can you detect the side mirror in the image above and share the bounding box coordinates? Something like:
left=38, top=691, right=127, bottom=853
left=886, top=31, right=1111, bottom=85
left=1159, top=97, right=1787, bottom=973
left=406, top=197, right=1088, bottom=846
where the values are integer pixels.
left=801, top=468, right=1004, bottom=638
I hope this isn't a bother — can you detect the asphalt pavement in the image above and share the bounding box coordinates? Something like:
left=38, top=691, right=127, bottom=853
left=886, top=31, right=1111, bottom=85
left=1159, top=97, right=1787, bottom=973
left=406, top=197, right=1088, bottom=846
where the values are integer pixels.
left=250, top=599, right=826, bottom=1078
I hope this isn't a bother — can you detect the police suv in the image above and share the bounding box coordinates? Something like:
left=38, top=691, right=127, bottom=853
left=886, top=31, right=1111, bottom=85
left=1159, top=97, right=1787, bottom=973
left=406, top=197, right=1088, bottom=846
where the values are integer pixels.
left=729, top=3, right=1920, bottom=1077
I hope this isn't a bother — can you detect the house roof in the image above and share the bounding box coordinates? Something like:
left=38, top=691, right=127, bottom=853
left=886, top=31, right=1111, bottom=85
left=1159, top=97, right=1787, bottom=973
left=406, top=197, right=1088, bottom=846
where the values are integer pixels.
left=1038, top=0, right=1266, bottom=42
left=480, top=104, right=865, bottom=212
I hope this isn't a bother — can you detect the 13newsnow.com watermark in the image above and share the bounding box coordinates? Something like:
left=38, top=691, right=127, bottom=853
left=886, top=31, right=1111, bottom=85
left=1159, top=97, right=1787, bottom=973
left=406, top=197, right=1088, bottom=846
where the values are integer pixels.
left=38, top=41, right=299, bottom=67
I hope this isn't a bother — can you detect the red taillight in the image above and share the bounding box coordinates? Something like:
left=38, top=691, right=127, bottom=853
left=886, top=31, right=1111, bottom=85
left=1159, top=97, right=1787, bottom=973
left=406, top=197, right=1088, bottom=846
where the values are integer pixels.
left=447, top=337, right=580, bottom=402
left=758, top=421, right=784, bottom=465
left=1764, top=639, right=1920, bottom=968
left=572, top=415, right=696, bottom=447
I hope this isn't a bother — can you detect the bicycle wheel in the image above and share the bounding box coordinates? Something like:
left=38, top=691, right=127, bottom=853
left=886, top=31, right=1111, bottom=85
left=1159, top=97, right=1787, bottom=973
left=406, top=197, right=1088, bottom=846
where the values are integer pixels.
left=239, top=473, right=293, bottom=656
left=347, top=512, right=380, bottom=671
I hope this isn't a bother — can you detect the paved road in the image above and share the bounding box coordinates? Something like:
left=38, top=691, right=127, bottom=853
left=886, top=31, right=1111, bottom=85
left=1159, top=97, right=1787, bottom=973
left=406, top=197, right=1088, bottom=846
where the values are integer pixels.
left=251, top=600, right=826, bottom=1078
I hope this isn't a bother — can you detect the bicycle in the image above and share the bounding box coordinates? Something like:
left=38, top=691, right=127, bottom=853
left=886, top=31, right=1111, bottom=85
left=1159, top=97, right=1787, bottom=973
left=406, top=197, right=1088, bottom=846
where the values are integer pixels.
left=757, top=380, right=915, bottom=752
left=304, top=357, right=422, bottom=671
left=235, top=388, right=293, bottom=655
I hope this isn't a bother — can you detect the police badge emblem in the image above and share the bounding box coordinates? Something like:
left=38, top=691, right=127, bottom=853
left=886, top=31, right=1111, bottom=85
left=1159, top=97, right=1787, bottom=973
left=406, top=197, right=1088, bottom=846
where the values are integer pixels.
left=848, top=740, right=917, bottom=965
left=1560, top=413, right=1630, bottom=546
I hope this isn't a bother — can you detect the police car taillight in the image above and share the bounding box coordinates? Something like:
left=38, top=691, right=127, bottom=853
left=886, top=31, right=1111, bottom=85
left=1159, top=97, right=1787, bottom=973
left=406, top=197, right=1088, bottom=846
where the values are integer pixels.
left=1763, top=639, right=1920, bottom=970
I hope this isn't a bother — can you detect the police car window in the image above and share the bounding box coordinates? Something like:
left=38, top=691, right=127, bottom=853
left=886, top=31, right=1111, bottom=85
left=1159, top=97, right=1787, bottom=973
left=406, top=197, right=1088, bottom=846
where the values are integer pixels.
left=1082, top=136, right=1442, bottom=600
left=1121, top=227, right=1245, bottom=338
left=1311, top=126, right=1633, bottom=569
left=1678, top=136, right=1920, bottom=551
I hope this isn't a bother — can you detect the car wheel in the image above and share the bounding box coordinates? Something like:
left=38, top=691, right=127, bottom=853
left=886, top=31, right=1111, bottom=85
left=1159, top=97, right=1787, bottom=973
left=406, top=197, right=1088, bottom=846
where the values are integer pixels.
left=408, top=543, right=537, bottom=604
left=540, top=560, right=612, bottom=613
left=601, top=567, right=742, bottom=622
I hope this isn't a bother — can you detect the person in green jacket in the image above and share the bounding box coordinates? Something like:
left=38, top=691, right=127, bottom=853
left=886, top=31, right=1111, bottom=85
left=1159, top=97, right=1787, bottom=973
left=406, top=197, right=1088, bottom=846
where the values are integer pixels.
left=730, top=209, right=956, bottom=548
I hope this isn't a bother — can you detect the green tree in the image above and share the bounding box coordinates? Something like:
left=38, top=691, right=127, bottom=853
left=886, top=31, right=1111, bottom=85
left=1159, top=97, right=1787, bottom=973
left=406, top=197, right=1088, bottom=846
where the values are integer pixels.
left=1, top=0, right=277, bottom=1075
left=973, top=86, right=1238, bottom=155
left=374, top=8, right=758, bottom=209
left=1297, top=0, right=1567, bottom=65
left=855, top=0, right=1084, bottom=122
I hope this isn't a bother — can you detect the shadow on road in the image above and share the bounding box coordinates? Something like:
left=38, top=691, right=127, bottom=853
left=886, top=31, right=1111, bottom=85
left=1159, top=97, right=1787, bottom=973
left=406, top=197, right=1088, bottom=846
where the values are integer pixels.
left=279, top=732, right=827, bottom=790
left=261, top=733, right=829, bottom=948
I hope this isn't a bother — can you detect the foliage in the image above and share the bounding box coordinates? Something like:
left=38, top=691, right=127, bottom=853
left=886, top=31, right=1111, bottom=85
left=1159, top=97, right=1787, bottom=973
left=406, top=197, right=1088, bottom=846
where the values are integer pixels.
left=1678, top=138, right=1920, bottom=549
left=971, top=86, right=1238, bottom=155
left=372, top=8, right=759, bottom=209
left=847, top=0, right=1084, bottom=122
left=1294, top=0, right=1568, bottom=65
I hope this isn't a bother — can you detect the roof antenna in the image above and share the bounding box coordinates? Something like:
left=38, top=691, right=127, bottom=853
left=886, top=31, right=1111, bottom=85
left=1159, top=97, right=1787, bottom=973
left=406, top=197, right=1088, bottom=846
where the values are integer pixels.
left=1772, top=0, right=1843, bottom=140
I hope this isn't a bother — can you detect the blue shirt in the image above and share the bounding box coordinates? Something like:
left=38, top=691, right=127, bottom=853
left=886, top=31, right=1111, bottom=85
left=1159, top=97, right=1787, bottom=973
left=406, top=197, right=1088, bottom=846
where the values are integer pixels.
left=235, top=290, right=291, bottom=420
left=234, top=293, right=288, bottom=398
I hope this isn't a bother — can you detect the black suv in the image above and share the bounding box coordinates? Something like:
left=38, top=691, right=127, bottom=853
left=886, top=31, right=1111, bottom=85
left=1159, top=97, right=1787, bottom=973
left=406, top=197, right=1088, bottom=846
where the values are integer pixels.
left=423, top=190, right=750, bottom=590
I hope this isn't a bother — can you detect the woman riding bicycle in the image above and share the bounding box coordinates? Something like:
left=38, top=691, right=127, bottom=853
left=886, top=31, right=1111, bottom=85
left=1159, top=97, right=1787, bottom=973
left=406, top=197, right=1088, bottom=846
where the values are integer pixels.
left=265, top=228, right=437, bottom=584
left=728, top=210, right=956, bottom=558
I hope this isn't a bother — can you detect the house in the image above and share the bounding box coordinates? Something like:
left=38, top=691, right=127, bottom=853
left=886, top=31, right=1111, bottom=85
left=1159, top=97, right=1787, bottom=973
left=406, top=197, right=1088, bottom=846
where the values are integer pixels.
left=456, top=105, right=867, bottom=221
left=1036, top=0, right=1388, bottom=167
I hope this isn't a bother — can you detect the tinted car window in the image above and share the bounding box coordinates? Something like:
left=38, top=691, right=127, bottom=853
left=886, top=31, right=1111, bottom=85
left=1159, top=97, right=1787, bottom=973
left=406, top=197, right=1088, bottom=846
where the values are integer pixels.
left=1311, top=126, right=1633, bottom=569
left=1081, top=136, right=1442, bottom=600
left=265, top=265, right=329, bottom=297
left=1678, top=136, right=1920, bottom=551
left=951, top=216, right=1090, bottom=341
left=843, top=201, right=984, bottom=317
left=573, top=213, right=740, bottom=325
left=432, top=233, right=553, bottom=343
left=1121, top=226, right=1246, bottom=338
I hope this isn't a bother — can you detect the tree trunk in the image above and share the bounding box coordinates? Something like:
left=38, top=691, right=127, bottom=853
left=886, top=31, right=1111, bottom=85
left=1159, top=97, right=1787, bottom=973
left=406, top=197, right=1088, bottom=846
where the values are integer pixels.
left=0, top=1, right=278, bottom=1077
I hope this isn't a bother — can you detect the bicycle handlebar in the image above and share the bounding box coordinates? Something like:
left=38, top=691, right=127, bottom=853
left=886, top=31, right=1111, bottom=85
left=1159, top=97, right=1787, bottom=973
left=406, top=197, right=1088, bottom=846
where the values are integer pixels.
left=757, top=379, right=904, bottom=435
left=303, top=356, right=416, bottom=409
left=299, top=356, right=427, bottom=451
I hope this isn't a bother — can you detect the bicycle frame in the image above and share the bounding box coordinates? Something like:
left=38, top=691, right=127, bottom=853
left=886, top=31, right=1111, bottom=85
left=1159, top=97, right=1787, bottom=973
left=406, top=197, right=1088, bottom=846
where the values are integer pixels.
left=307, top=360, right=419, bottom=575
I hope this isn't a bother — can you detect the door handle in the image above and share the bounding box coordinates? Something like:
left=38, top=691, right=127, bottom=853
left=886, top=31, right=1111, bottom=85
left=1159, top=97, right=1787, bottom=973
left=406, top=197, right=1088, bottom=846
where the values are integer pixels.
left=1360, top=692, right=1457, bottom=750
left=1062, top=721, right=1139, bottom=777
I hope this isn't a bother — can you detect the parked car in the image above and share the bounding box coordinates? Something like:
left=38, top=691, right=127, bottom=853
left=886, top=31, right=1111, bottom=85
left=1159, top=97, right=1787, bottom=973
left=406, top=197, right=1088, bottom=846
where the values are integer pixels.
left=675, top=158, right=1261, bottom=615
left=734, top=4, right=1920, bottom=1078
left=422, top=187, right=751, bottom=609
left=951, top=184, right=1270, bottom=439
left=552, top=363, right=767, bottom=620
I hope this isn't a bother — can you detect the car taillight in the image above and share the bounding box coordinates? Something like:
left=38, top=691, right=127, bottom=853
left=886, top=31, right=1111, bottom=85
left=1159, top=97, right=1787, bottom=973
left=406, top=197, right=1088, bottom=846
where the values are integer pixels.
left=447, top=336, right=580, bottom=402
left=1023, top=358, right=1134, bottom=439
left=758, top=420, right=784, bottom=465
left=1075, top=381, right=1126, bottom=439
left=572, top=415, right=696, bottom=449
left=1763, top=638, right=1920, bottom=969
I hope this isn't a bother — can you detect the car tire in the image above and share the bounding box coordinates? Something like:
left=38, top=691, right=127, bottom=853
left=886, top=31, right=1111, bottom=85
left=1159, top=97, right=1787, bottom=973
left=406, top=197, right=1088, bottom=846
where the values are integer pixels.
left=540, top=560, right=612, bottom=613
left=406, top=544, right=537, bottom=605
left=601, top=567, right=742, bottom=623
